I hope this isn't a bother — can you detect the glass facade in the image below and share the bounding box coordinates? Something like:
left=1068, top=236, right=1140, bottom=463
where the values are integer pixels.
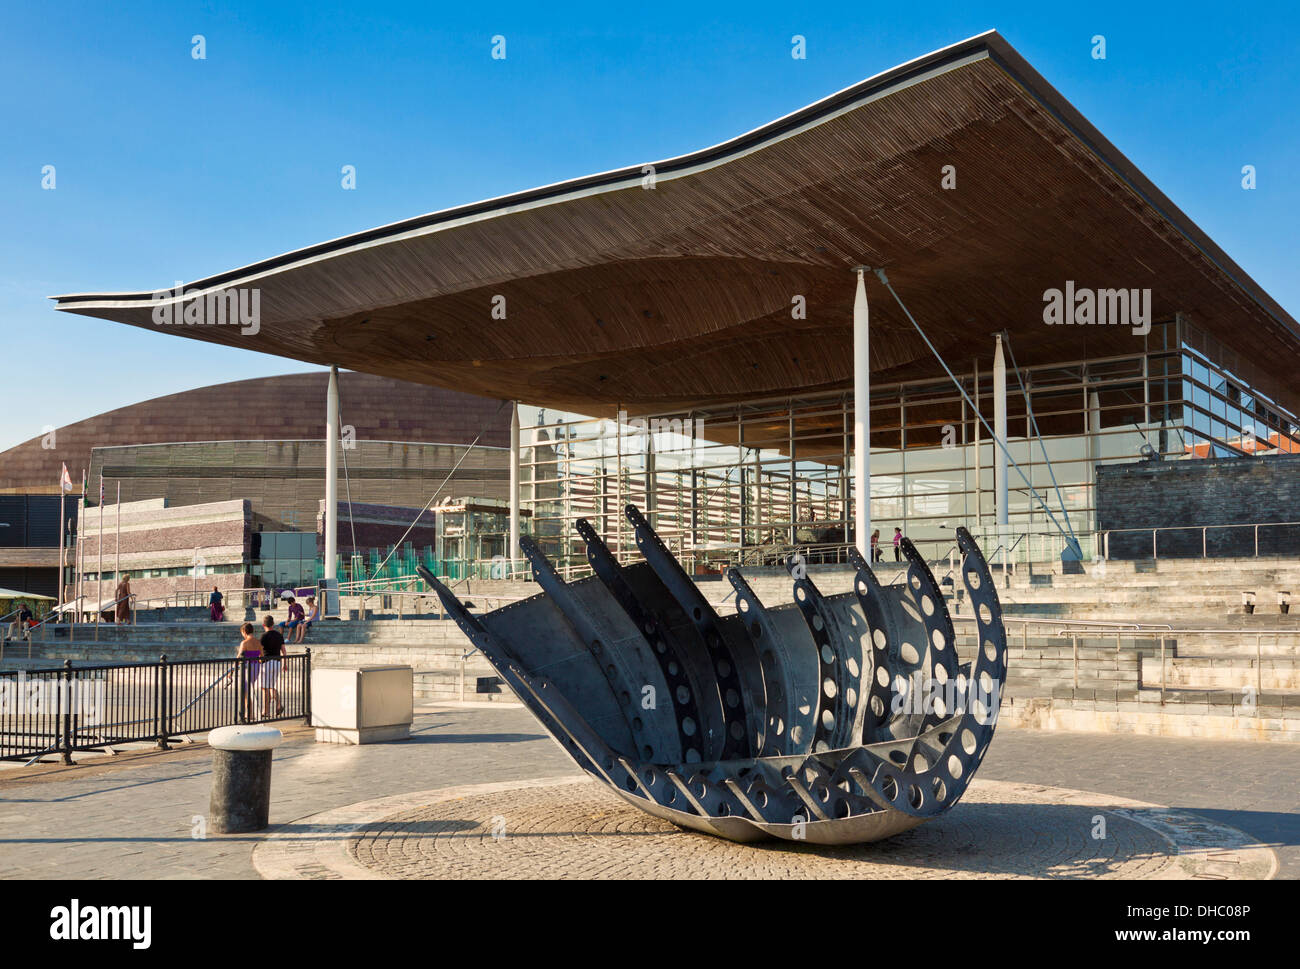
left=333, top=500, right=517, bottom=586
left=518, top=317, right=1300, bottom=573
left=252, top=531, right=318, bottom=590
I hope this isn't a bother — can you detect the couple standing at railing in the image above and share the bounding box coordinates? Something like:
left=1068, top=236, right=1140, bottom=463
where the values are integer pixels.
left=236, top=615, right=287, bottom=719
left=868, top=527, right=904, bottom=563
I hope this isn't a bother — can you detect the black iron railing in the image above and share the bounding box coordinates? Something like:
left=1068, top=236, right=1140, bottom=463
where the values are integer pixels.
left=0, top=651, right=311, bottom=763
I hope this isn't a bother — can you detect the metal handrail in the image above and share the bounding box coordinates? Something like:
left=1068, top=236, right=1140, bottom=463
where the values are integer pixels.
left=951, top=614, right=1171, bottom=632
left=5, top=594, right=140, bottom=657
left=1044, top=625, right=1298, bottom=704
left=134, top=587, right=272, bottom=611
left=338, top=573, right=424, bottom=594
left=1, top=607, right=44, bottom=660
left=351, top=588, right=529, bottom=621
left=1099, top=519, right=1300, bottom=560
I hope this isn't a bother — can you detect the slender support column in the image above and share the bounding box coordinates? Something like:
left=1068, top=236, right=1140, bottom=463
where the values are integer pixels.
left=993, top=335, right=1008, bottom=537
left=840, top=400, right=849, bottom=541
left=738, top=409, right=748, bottom=546
left=852, top=268, right=871, bottom=558
left=1088, top=390, right=1101, bottom=533
left=973, top=360, right=981, bottom=526
left=323, top=365, right=340, bottom=618
left=645, top=434, right=657, bottom=530
left=509, top=401, right=521, bottom=572
left=788, top=410, right=797, bottom=545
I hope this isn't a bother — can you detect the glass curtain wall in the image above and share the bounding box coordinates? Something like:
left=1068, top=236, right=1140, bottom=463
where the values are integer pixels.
left=520, top=318, right=1300, bottom=573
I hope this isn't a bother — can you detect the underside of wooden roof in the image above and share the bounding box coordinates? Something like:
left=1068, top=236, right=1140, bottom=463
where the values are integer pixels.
left=54, top=31, right=1300, bottom=418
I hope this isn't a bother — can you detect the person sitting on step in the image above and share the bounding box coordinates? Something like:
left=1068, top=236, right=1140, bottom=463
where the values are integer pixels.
left=278, top=596, right=305, bottom=638
left=294, top=596, right=318, bottom=644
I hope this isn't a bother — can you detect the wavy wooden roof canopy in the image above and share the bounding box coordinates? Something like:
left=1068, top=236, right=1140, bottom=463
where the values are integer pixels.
left=53, top=31, right=1300, bottom=422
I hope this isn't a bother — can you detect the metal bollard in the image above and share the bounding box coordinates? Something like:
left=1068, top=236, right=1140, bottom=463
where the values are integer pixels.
left=207, top=725, right=284, bottom=833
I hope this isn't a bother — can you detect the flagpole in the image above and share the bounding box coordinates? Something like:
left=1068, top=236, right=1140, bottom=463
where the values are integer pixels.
left=97, top=474, right=104, bottom=631
left=76, top=468, right=86, bottom=625
left=59, top=479, right=66, bottom=606
left=115, top=482, right=121, bottom=595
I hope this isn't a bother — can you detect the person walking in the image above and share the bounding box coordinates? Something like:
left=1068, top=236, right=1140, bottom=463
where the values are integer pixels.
left=114, top=575, right=131, bottom=625
left=893, top=527, right=903, bottom=562
left=870, top=529, right=881, bottom=563
left=236, top=622, right=263, bottom=721
left=259, top=615, right=285, bottom=717
left=209, top=586, right=224, bottom=622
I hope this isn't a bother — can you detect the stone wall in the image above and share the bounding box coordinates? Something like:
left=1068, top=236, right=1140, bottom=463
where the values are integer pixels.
left=72, top=498, right=251, bottom=602
left=1097, top=454, right=1300, bottom=558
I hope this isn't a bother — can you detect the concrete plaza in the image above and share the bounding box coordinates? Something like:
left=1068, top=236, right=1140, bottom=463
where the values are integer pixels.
left=0, top=704, right=1294, bottom=880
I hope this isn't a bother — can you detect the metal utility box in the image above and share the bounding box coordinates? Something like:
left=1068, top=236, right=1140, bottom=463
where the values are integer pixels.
left=311, top=665, right=413, bottom=744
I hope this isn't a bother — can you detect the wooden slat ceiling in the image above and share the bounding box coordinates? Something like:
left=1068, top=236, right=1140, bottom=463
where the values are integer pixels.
left=54, top=32, right=1300, bottom=420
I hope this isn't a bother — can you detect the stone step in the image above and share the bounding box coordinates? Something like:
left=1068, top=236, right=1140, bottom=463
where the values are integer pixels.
left=413, top=669, right=512, bottom=702
left=1140, top=656, right=1300, bottom=690
left=1001, top=695, right=1300, bottom=742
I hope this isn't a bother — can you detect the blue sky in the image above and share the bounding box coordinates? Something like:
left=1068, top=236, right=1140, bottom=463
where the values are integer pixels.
left=1, top=1, right=1296, bottom=455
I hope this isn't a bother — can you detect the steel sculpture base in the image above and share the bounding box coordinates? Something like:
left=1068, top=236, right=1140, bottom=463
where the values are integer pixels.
left=419, top=505, right=1009, bottom=845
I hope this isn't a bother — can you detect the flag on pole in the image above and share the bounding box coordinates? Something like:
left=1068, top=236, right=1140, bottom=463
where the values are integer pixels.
left=81, top=469, right=89, bottom=507
left=60, top=463, right=73, bottom=492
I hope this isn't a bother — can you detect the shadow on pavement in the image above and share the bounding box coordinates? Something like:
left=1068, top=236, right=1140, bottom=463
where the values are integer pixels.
left=1169, top=806, right=1300, bottom=848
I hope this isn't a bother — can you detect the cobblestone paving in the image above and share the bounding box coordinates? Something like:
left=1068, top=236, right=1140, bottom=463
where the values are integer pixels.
left=974, top=728, right=1299, bottom=877
left=344, top=779, right=1197, bottom=879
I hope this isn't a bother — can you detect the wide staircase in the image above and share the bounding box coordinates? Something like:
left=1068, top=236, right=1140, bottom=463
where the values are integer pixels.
left=7, top=555, right=1298, bottom=741
left=2, top=620, right=511, bottom=705
left=997, top=556, right=1300, bottom=624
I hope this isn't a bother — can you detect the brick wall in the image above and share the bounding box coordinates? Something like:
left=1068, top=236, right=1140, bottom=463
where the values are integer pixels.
left=1097, top=454, right=1300, bottom=558
left=71, top=498, right=251, bottom=602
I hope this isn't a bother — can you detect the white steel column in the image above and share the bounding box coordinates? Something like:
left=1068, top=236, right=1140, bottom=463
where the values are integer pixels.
left=973, top=360, right=981, bottom=526
left=993, top=335, right=1008, bottom=536
left=1088, top=390, right=1101, bottom=532
left=509, top=400, right=520, bottom=570
left=323, top=365, right=340, bottom=617
left=852, top=268, right=871, bottom=558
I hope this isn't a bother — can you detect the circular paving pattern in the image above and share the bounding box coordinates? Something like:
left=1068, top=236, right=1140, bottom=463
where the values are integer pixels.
left=253, top=775, right=1276, bottom=880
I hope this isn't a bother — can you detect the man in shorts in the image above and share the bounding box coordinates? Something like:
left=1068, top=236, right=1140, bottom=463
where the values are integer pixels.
left=260, top=615, right=285, bottom=716
left=278, top=596, right=305, bottom=638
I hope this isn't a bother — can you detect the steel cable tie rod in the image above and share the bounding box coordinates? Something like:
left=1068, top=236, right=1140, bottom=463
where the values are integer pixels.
left=873, top=268, right=1072, bottom=541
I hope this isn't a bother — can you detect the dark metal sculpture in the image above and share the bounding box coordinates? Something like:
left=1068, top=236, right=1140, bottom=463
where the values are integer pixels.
left=418, top=505, right=1008, bottom=844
